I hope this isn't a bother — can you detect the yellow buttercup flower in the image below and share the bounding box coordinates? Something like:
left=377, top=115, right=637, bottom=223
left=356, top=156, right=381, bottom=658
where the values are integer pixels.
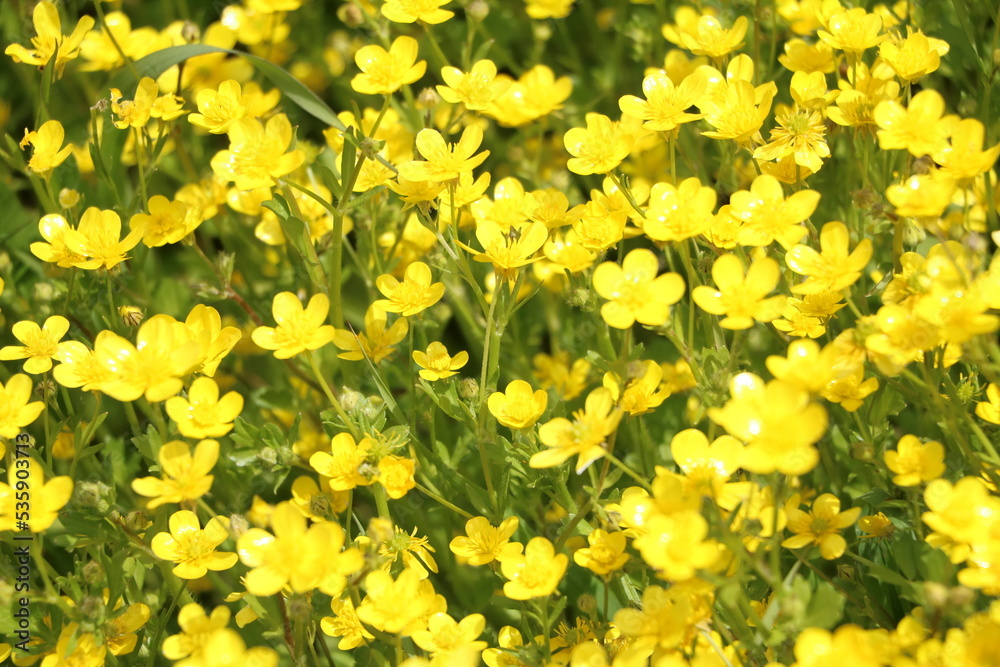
left=377, top=455, right=416, bottom=499
left=188, top=80, right=251, bottom=134
left=210, top=114, right=305, bottom=190
left=779, top=39, right=836, bottom=74
left=151, top=511, right=238, bottom=579
left=437, top=60, right=511, bottom=111
left=603, top=360, right=670, bottom=415
left=884, top=171, right=957, bottom=220
left=30, top=214, right=85, bottom=267
left=563, top=113, right=634, bottom=175
left=0, top=315, right=72, bottom=374
left=669, top=14, right=748, bottom=60
left=884, top=435, right=946, bottom=486
left=592, top=248, right=685, bottom=329
left=413, top=613, right=487, bottom=663
left=165, top=377, right=244, bottom=439
left=501, top=536, right=568, bottom=600
left=459, top=220, right=548, bottom=282
left=709, top=373, right=827, bottom=475
left=934, top=118, right=1000, bottom=184
left=618, top=70, right=706, bottom=132
left=4, top=1, right=94, bottom=78
left=375, top=261, right=445, bottom=316
left=413, top=341, right=468, bottom=381
left=632, top=511, right=720, bottom=580
left=728, top=174, right=819, bottom=248
left=879, top=29, right=949, bottom=83
left=692, top=253, right=784, bottom=330
left=817, top=8, right=885, bottom=57
left=697, top=56, right=776, bottom=146
left=131, top=439, right=219, bottom=509
left=398, top=126, right=489, bottom=183
left=449, top=515, right=520, bottom=565
left=785, top=221, right=873, bottom=294
left=382, top=0, right=455, bottom=24
left=310, top=432, right=376, bottom=491
left=782, top=493, right=861, bottom=560
left=0, top=457, right=72, bottom=532
left=62, top=206, right=143, bottom=270
left=110, top=77, right=158, bottom=129
left=95, top=314, right=202, bottom=402
left=485, top=64, right=573, bottom=127
left=642, top=177, right=717, bottom=242
left=321, top=597, right=373, bottom=650
left=875, top=89, right=956, bottom=158
left=333, top=305, right=408, bottom=363
left=351, top=35, right=427, bottom=96
left=975, top=383, right=1000, bottom=425
left=20, top=120, right=73, bottom=178
left=753, top=106, right=830, bottom=173
left=573, top=529, right=629, bottom=576
left=161, top=604, right=231, bottom=662
left=820, top=367, right=880, bottom=412
left=765, top=339, right=841, bottom=395
left=129, top=195, right=192, bottom=247
left=488, top=380, right=548, bottom=430
left=237, top=501, right=363, bottom=596
left=252, top=292, right=336, bottom=359
left=533, top=387, right=622, bottom=472
left=357, top=568, right=441, bottom=635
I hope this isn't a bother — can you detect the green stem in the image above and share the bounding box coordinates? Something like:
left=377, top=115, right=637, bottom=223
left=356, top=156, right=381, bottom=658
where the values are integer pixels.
left=415, top=482, right=474, bottom=518
left=307, top=352, right=358, bottom=440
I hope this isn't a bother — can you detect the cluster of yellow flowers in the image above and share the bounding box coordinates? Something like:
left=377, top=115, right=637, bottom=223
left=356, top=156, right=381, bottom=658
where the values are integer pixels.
left=1, top=0, right=1000, bottom=665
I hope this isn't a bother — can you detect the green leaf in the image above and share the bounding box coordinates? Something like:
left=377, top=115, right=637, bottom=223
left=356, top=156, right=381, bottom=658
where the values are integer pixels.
left=228, top=448, right=260, bottom=468
left=115, top=45, right=348, bottom=132
left=344, top=184, right=387, bottom=211
left=262, top=193, right=292, bottom=221
left=803, top=580, right=845, bottom=630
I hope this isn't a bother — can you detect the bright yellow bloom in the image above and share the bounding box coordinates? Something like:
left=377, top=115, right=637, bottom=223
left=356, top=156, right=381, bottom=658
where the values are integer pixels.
left=692, top=253, right=784, bottom=330
left=20, top=120, right=73, bottom=178
left=412, top=342, right=468, bottom=381
left=104, top=600, right=151, bottom=656
left=237, top=501, right=362, bottom=596
left=592, top=248, right=685, bottom=329
left=571, top=198, right=628, bottom=252
left=62, top=206, right=143, bottom=270
left=501, top=536, right=568, bottom=600
left=151, top=511, right=238, bottom=579
left=603, top=360, right=670, bottom=416
left=110, top=77, right=158, bottom=129
left=30, top=213, right=84, bottom=267
left=377, top=455, right=416, bottom=499
left=525, top=0, right=575, bottom=19
left=790, top=71, right=839, bottom=110
left=564, top=113, right=634, bottom=175
left=779, top=38, right=836, bottom=74
left=51, top=335, right=113, bottom=392
left=697, top=62, right=776, bottom=146
left=131, top=439, right=218, bottom=509
left=793, top=625, right=892, bottom=666
left=533, top=387, right=622, bottom=472
left=574, top=529, right=629, bottom=576
left=858, top=512, right=894, bottom=539
left=165, top=377, right=244, bottom=439
left=642, top=177, right=717, bottom=242
left=4, top=1, right=94, bottom=78
left=632, top=511, right=720, bottom=580
left=875, top=89, right=956, bottom=158
left=310, top=432, right=376, bottom=491
left=128, top=195, right=191, bottom=247
left=885, top=435, right=946, bottom=486
left=613, top=584, right=702, bottom=652
left=879, top=29, right=949, bottom=83
left=817, top=8, right=885, bottom=57
left=0, top=315, right=72, bottom=374
left=352, top=35, right=427, bottom=95
left=39, top=624, right=106, bottom=667
left=0, top=457, right=72, bottom=532
left=252, top=292, right=336, bottom=359
left=459, top=220, right=548, bottom=282
left=670, top=429, right=748, bottom=509
left=161, top=604, right=230, bottom=662
left=184, top=304, right=243, bottom=377
left=485, top=64, right=573, bottom=127
left=753, top=106, right=830, bottom=173
left=669, top=14, right=748, bottom=59
left=333, top=305, right=409, bottom=363
left=398, top=126, right=489, bottom=183
left=709, top=373, right=827, bottom=475
left=488, top=380, right=548, bottom=429
left=618, top=70, right=706, bottom=132
left=884, top=171, right=957, bottom=220
left=786, top=221, right=873, bottom=294
left=95, top=315, right=201, bottom=402
left=210, top=114, right=305, bottom=190
left=533, top=351, right=591, bottom=400
left=188, top=80, right=250, bottom=133
left=382, top=0, right=454, bottom=23
left=821, top=367, right=880, bottom=412
left=321, top=597, right=373, bottom=650
left=375, top=261, right=445, bottom=316
left=782, top=493, right=861, bottom=560
left=437, top=59, right=510, bottom=110
left=449, top=515, right=520, bottom=565
left=357, top=568, right=441, bottom=635
left=413, top=613, right=487, bottom=662
left=765, top=339, right=841, bottom=395
left=934, top=118, right=1000, bottom=184
left=976, top=383, right=1000, bottom=425
left=729, top=174, right=819, bottom=248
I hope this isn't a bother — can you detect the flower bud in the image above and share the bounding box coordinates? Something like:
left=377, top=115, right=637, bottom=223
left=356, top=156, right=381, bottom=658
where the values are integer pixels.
left=58, top=188, right=80, bottom=208
left=417, top=87, right=441, bottom=110
left=229, top=513, right=250, bottom=540
left=458, top=377, right=479, bottom=400
left=82, top=560, right=104, bottom=584
left=337, top=3, right=364, bottom=27
left=33, top=281, right=54, bottom=302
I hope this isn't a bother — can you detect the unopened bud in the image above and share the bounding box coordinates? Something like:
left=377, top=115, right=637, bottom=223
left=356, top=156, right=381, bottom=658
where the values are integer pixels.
left=458, top=378, right=479, bottom=400
left=924, top=582, right=948, bottom=608
left=850, top=441, right=875, bottom=462
left=59, top=188, right=81, bottom=208
left=82, top=560, right=104, bottom=584
left=468, top=0, right=489, bottom=21
left=340, top=387, right=363, bottom=413
left=337, top=3, right=365, bottom=27
left=33, top=281, right=54, bottom=302
left=182, top=20, right=200, bottom=44
left=229, top=513, right=249, bottom=540
left=577, top=594, right=597, bottom=614
left=417, top=87, right=441, bottom=110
